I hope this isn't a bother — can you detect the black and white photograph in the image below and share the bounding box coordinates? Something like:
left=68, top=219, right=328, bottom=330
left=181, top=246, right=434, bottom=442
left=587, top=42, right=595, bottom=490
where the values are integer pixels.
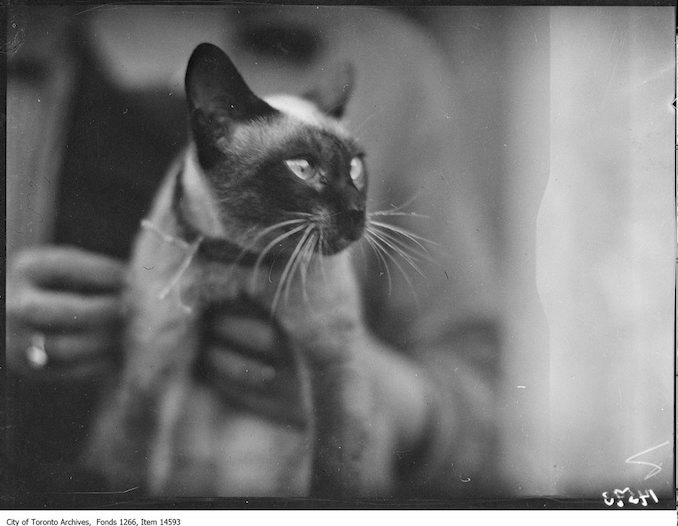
left=3, top=3, right=676, bottom=516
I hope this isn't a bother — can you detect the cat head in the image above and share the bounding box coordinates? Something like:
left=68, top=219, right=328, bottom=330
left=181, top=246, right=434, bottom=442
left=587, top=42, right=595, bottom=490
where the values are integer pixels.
left=184, top=43, right=366, bottom=256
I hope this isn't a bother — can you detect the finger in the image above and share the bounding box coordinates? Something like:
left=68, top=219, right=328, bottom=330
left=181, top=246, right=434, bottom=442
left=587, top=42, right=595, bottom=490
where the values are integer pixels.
left=203, top=345, right=286, bottom=392
left=7, top=331, right=119, bottom=381
left=199, top=350, right=306, bottom=428
left=6, top=326, right=38, bottom=371
left=208, top=314, right=287, bottom=363
left=15, top=246, right=125, bottom=292
left=43, top=331, right=121, bottom=362
left=62, top=362, right=117, bottom=380
left=44, top=359, right=119, bottom=382
left=13, top=288, right=123, bottom=330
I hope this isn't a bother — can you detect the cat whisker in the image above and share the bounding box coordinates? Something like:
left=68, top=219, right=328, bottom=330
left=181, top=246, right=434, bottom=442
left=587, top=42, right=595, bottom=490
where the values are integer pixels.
left=365, top=230, right=420, bottom=307
left=220, top=219, right=309, bottom=283
left=212, top=219, right=311, bottom=288
left=368, top=210, right=430, bottom=219
left=367, top=222, right=431, bottom=256
left=267, top=254, right=281, bottom=284
left=368, top=190, right=424, bottom=216
left=366, top=226, right=425, bottom=277
left=367, top=219, right=438, bottom=254
left=272, top=225, right=314, bottom=312
left=362, top=210, right=440, bottom=305
left=363, top=231, right=393, bottom=296
left=242, top=218, right=309, bottom=253
left=284, top=229, right=317, bottom=306
left=285, top=211, right=315, bottom=219
left=299, top=232, right=317, bottom=303
left=272, top=226, right=313, bottom=309
left=368, top=221, right=432, bottom=260
left=317, top=226, right=328, bottom=285
left=282, top=231, right=312, bottom=305
left=251, top=224, right=308, bottom=290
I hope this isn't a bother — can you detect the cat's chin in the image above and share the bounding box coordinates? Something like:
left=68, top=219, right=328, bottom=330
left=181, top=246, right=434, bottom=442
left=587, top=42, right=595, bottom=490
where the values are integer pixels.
left=320, top=236, right=361, bottom=256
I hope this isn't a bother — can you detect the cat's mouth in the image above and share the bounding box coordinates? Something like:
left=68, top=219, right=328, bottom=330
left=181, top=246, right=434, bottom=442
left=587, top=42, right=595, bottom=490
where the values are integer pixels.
left=249, top=209, right=365, bottom=261
left=321, top=234, right=358, bottom=255
left=319, top=209, right=366, bottom=255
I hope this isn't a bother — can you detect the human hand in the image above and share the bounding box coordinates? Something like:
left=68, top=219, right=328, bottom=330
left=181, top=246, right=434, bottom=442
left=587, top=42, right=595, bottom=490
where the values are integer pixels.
left=199, top=309, right=433, bottom=487
left=199, top=308, right=430, bottom=451
left=6, top=246, right=126, bottom=380
left=197, top=305, right=306, bottom=428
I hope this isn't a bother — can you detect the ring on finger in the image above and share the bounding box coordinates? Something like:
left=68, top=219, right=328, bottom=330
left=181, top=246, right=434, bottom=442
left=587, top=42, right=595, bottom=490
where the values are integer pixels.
left=25, top=333, right=49, bottom=369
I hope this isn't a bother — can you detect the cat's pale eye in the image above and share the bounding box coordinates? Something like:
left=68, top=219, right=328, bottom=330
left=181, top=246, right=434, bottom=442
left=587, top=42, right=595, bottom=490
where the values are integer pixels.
left=350, top=157, right=364, bottom=186
left=285, top=159, right=315, bottom=181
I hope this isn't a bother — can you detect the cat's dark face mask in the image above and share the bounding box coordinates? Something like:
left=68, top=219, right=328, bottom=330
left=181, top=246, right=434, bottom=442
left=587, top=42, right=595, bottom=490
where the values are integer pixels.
left=185, top=43, right=367, bottom=257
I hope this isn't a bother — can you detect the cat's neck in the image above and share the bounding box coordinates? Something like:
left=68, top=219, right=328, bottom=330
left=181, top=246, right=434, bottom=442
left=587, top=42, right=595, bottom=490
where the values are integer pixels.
left=180, top=146, right=227, bottom=238
left=170, top=146, right=267, bottom=266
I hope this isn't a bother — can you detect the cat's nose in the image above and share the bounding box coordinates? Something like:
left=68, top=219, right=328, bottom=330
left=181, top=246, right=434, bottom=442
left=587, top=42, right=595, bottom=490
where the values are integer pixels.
left=348, top=209, right=365, bottom=227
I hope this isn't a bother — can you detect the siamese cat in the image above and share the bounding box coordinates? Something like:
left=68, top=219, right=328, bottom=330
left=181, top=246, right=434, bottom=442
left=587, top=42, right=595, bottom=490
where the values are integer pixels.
left=85, top=43, right=393, bottom=497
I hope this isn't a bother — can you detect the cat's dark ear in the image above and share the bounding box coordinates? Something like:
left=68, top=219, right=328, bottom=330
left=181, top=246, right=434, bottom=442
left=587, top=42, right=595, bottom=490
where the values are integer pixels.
left=185, top=43, right=274, bottom=121
left=303, top=63, right=354, bottom=119
left=185, top=44, right=276, bottom=166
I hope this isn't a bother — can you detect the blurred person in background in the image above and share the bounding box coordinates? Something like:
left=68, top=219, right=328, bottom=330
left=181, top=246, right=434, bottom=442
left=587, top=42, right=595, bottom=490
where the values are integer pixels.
left=6, top=6, right=501, bottom=500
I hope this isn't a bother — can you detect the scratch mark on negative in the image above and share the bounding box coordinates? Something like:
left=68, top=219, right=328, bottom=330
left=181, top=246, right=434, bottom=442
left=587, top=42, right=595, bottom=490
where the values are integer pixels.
left=625, top=440, right=670, bottom=480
